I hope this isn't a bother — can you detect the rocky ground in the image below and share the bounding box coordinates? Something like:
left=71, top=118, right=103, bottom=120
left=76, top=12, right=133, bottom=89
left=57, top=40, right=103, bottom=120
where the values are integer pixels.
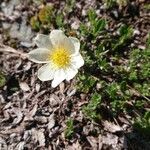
left=0, top=0, right=150, bottom=150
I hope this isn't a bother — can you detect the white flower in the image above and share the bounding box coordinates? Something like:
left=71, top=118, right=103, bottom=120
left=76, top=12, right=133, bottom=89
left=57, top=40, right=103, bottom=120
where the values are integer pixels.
left=28, top=30, right=84, bottom=88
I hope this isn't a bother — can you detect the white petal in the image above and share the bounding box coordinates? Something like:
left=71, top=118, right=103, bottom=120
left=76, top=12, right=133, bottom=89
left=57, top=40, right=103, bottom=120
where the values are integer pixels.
left=34, top=34, right=52, bottom=49
left=38, top=63, right=55, bottom=81
left=28, top=48, right=50, bottom=63
left=66, top=66, right=78, bottom=81
left=69, top=37, right=80, bottom=54
left=49, top=30, right=75, bottom=54
left=71, top=54, right=84, bottom=69
left=51, top=69, right=66, bottom=88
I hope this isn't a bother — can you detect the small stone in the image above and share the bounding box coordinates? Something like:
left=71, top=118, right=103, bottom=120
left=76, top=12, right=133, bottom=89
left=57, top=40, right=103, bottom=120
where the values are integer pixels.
left=19, top=82, right=30, bottom=92
left=71, top=21, right=80, bottom=30
left=133, top=29, right=140, bottom=35
left=138, top=45, right=145, bottom=50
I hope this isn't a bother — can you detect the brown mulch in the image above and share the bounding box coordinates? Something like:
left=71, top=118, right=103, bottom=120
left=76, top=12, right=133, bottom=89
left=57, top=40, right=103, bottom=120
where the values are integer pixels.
left=0, top=0, right=150, bottom=149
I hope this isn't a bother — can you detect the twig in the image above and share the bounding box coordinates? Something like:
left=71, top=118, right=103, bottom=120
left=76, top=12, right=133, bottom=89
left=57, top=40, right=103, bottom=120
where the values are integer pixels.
left=0, top=43, right=28, bottom=59
left=127, top=85, right=150, bottom=102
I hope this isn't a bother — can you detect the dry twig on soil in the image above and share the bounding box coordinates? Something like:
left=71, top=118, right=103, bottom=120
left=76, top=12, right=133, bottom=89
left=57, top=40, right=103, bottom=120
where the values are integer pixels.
left=0, top=43, right=28, bottom=59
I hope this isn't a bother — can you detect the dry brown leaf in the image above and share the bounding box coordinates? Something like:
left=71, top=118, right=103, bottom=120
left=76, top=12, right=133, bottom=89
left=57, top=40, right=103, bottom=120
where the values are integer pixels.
left=19, top=82, right=30, bottom=92
left=24, top=104, right=38, bottom=121
left=12, top=108, right=23, bottom=125
left=37, top=130, right=45, bottom=147
left=67, top=141, right=82, bottom=150
left=87, top=136, right=98, bottom=150
left=102, top=133, right=118, bottom=149
left=98, top=135, right=103, bottom=150
left=49, top=94, right=60, bottom=107
left=32, top=129, right=45, bottom=147
left=103, top=121, right=122, bottom=133
left=48, top=114, right=55, bottom=130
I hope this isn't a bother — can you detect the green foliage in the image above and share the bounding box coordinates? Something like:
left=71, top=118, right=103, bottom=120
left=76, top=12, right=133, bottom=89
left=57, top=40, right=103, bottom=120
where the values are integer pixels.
left=32, top=0, right=43, bottom=5
left=129, top=47, right=150, bottom=96
left=98, top=58, right=110, bottom=71
left=65, top=0, right=75, bottom=12
left=144, top=4, right=150, bottom=10
left=103, top=0, right=116, bottom=9
left=0, top=72, right=6, bottom=88
left=106, top=82, right=120, bottom=99
left=64, top=118, right=74, bottom=139
left=38, top=5, right=53, bottom=24
left=105, top=82, right=129, bottom=114
left=103, top=0, right=128, bottom=9
left=134, top=111, right=150, bottom=137
left=76, top=74, right=97, bottom=93
left=146, top=33, right=150, bottom=48
left=30, top=4, right=66, bottom=31
left=112, top=25, right=133, bottom=51
left=88, top=9, right=97, bottom=24
left=82, top=92, right=101, bottom=121
left=56, top=13, right=64, bottom=28
left=80, top=9, right=106, bottom=37
left=78, top=6, right=149, bottom=121
left=134, top=100, right=145, bottom=109
left=30, top=5, right=54, bottom=31
left=133, top=82, right=150, bottom=97
left=27, top=4, right=148, bottom=131
left=30, top=15, right=41, bottom=31
left=116, top=0, right=128, bottom=7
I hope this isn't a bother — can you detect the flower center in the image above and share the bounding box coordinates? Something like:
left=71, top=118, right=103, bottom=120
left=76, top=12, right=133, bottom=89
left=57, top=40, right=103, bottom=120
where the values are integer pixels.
left=50, top=48, right=71, bottom=68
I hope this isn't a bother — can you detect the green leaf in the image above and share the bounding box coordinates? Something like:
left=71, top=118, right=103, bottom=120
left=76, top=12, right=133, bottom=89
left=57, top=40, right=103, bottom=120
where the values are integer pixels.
left=56, top=14, right=64, bottom=28
left=30, top=15, right=41, bottom=31
left=134, top=111, right=150, bottom=137
left=0, top=72, right=6, bottom=88
left=112, top=25, right=133, bottom=50
left=88, top=9, right=97, bottom=24
left=76, top=74, right=97, bottom=93
left=146, top=33, right=150, bottom=48
left=80, top=23, right=88, bottom=35
left=82, top=92, right=101, bottom=122
left=103, top=0, right=116, bottom=9
left=93, top=19, right=106, bottom=35
left=64, top=118, right=74, bottom=139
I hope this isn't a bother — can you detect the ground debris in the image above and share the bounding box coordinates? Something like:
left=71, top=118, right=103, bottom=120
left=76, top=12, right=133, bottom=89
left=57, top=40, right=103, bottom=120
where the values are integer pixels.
left=0, top=0, right=149, bottom=149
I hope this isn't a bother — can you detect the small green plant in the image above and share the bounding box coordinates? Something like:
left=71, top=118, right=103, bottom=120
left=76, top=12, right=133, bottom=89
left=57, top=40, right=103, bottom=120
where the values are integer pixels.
left=64, top=118, right=74, bottom=139
left=30, top=15, right=41, bottom=31
left=30, top=5, right=54, bottom=31
left=128, top=45, right=150, bottom=96
left=144, top=4, right=150, bottom=10
left=146, top=33, right=150, bottom=48
left=76, top=74, right=97, bottom=93
left=105, top=82, right=129, bottom=114
left=116, top=0, right=128, bottom=7
left=56, top=13, right=64, bottom=28
left=64, top=0, right=75, bottom=13
left=134, top=111, right=150, bottom=137
left=78, top=7, right=149, bottom=127
left=88, top=9, right=106, bottom=36
left=38, top=5, right=53, bottom=24
left=103, top=0, right=116, bottom=9
left=112, top=25, right=133, bottom=51
left=103, top=0, right=128, bottom=9
left=82, top=92, right=101, bottom=121
left=106, top=82, right=120, bottom=99
left=80, top=9, right=106, bottom=37
left=0, top=72, right=6, bottom=88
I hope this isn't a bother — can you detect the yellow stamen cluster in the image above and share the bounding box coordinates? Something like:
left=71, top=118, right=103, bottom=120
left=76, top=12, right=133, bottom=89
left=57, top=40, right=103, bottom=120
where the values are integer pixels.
left=50, top=48, right=71, bottom=68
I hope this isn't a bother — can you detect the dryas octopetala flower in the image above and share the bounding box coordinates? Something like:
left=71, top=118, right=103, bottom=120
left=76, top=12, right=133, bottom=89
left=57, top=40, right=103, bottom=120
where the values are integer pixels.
left=28, top=30, right=84, bottom=88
